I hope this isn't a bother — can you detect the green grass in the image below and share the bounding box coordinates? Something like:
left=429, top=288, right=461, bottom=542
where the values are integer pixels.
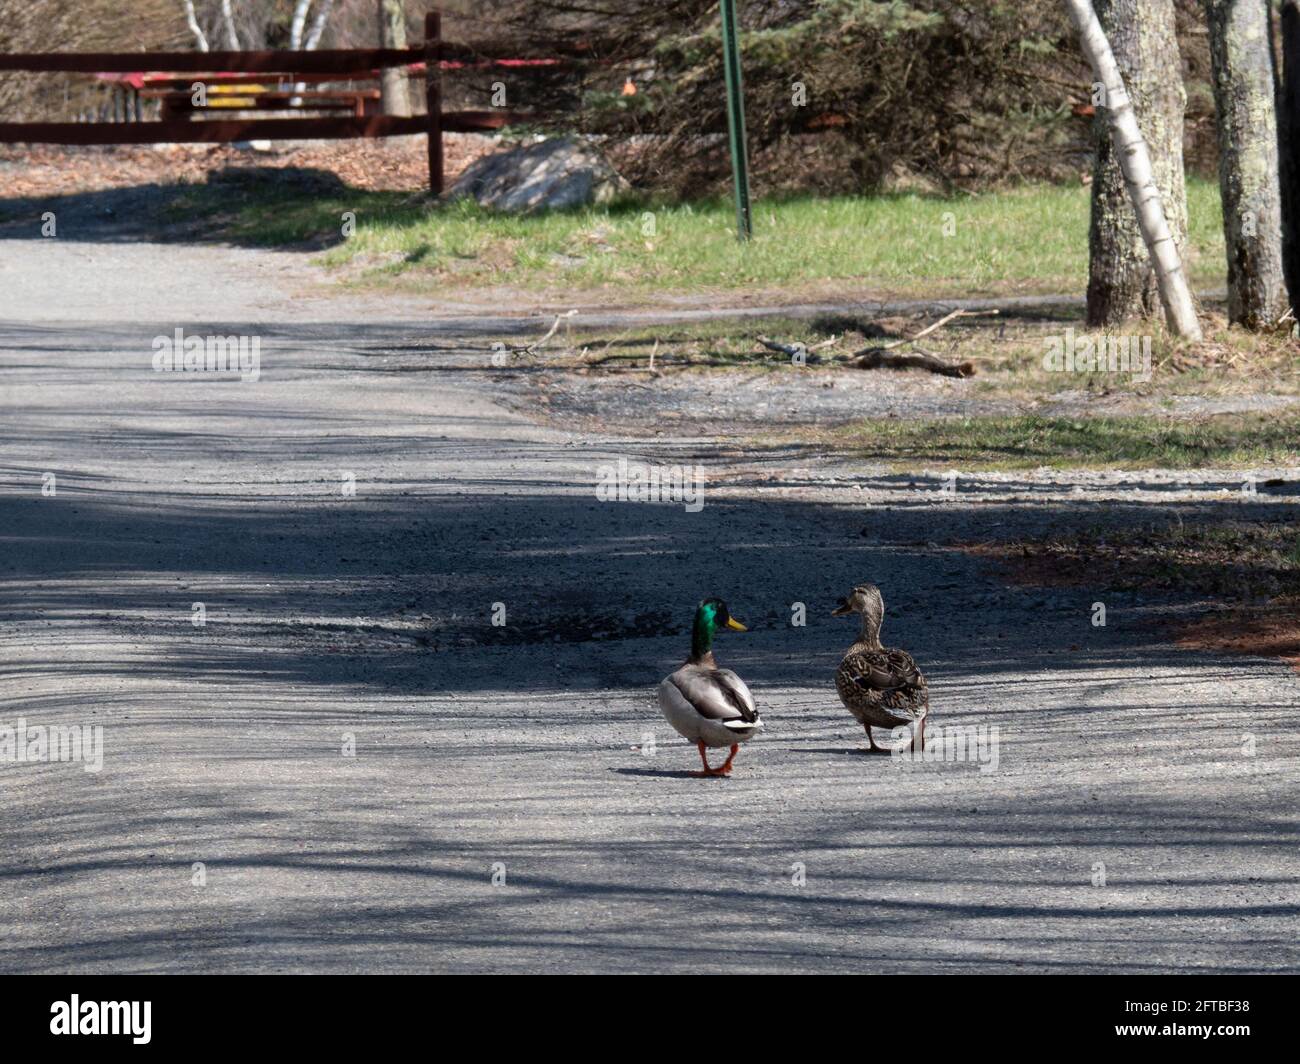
left=837, top=413, right=1300, bottom=470
left=172, top=174, right=1228, bottom=298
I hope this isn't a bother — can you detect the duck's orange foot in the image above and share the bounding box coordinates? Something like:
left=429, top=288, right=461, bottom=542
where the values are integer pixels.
left=692, top=741, right=736, bottom=778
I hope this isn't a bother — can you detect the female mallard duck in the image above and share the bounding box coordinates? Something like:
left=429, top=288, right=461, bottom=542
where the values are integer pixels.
left=658, top=598, right=762, bottom=776
left=832, top=583, right=928, bottom=752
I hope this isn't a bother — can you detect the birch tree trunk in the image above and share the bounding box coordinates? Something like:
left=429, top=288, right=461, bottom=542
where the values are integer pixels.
left=379, top=0, right=411, bottom=117
left=288, top=1, right=335, bottom=102
left=304, top=0, right=336, bottom=50
left=289, top=0, right=312, bottom=51
left=180, top=0, right=209, bottom=51
left=219, top=0, right=240, bottom=50
left=1204, top=0, right=1286, bottom=327
left=1084, top=0, right=1188, bottom=328
left=1067, top=0, right=1203, bottom=339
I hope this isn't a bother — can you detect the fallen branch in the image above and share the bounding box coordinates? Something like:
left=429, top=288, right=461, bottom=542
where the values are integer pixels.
left=756, top=334, right=838, bottom=363
left=756, top=335, right=803, bottom=358
left=848, top=345, right=975, bottom=377
left=756, top=308, right=995, bottom=371
left=839, top=307, right=999, bottom=376
left=519, top=309, right=577, bottom=355
left=586, top=350, right=655, bottom=366
left=877, top=308, right=998, bottom=349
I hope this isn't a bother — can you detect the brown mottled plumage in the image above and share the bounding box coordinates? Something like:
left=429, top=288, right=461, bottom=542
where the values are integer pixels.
left=832, top=583, right=928, bottom=752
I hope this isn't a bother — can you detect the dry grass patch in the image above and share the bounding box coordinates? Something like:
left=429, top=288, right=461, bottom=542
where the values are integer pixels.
left=968, top=519, right=1300, bottom=672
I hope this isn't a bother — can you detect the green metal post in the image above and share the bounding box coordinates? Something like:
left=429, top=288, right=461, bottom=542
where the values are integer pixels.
left=719, top=0, right=752, bottom=242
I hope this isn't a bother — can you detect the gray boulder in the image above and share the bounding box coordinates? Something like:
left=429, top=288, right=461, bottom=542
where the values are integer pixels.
left=449, top=137, right=627, bottom=212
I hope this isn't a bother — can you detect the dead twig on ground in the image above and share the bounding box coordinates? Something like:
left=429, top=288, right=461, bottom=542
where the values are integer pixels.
left=842, top=308, right=998, bottom=376
left=756, top=308, right=995, bottom=376
left=755, top=334, right=838, bottom=363
left=519, top=310, right=577, bottom=355
left=586, top=350, right=655, bottom=366
left=876, top=308, right=998, bottom=350
left=756, top=335, right=803, bottom=358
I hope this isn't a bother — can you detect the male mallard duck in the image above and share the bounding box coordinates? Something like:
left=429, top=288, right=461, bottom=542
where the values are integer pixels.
left=657, top=598, right=762, bottom=776
left=832, top=583, right=928, bottom=752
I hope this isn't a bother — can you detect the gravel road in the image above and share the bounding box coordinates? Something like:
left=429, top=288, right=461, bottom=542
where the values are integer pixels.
left=1, top=236, right=1297, bottom=973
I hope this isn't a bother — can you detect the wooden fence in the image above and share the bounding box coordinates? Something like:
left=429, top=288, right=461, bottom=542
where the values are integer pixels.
left=0, top=13, right=559, bottom=193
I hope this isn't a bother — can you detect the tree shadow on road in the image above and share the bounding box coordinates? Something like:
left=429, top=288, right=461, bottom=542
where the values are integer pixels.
left=3, top=468, right=1287, bottom=701
left=0, top=165, right=365, bottom=248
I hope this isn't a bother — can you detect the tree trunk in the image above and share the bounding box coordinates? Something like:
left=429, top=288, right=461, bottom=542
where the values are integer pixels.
left=1205, top=0, right=1286, bottom=327
left=180, top=0, right=210, bottom=52
left=1278, top=0, right=1300, bottom=308
left=219, top=0, right=240, bottom=50
left=1084, top=0, right=1189, bottom=328
left=379, top=0, right=411, bottom=117
left=289, top=0, right=312, bottom=50
left=1067, top=0, right=1203, bottom=339
left=304, top=0, right=337, bottom=50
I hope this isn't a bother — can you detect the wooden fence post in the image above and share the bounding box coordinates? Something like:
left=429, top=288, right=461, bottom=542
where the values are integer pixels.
left=424, top=11, right=443, bottom=195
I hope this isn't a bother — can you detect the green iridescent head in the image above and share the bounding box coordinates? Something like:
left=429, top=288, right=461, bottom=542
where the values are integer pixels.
left=690, top=597, right=747, bottom=660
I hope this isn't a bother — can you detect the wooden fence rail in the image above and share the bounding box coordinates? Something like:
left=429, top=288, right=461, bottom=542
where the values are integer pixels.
left=0, top=49, right=421, bottom=75
left=0, top=12, right=554, bottom=193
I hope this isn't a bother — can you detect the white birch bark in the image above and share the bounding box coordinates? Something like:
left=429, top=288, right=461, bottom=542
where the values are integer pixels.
left=180, top=0, right=210, bottom=52
left=1064, top=0, right=1203, bottom=339
left=288, top=0, right=334, bottom=103
left=219, top=0, right=241, bottom=50
left=289, top=0, right=313, bottom=51
left=304, top=0, right=336, bottom=50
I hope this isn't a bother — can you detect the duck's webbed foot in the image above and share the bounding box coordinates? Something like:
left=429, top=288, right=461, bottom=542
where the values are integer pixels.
left=690, top=740, right=735, bottom=777
left=911, top=715, right=926, bottom=753
left=861, top=724, right=893, bottom=754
